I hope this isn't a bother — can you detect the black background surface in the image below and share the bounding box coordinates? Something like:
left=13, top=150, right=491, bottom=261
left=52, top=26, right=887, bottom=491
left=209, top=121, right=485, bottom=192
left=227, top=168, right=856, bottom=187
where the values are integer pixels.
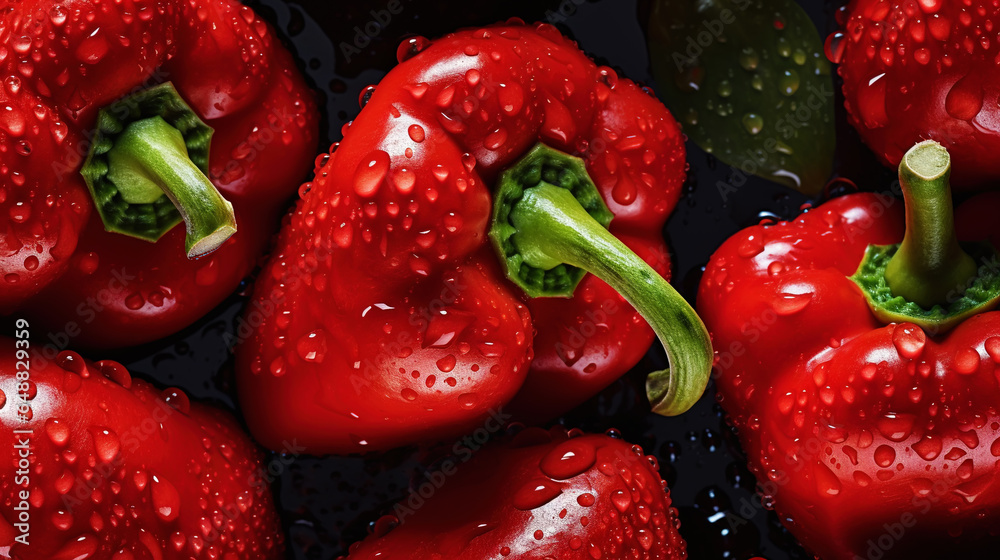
left=90, top=0, right=895, bottom=557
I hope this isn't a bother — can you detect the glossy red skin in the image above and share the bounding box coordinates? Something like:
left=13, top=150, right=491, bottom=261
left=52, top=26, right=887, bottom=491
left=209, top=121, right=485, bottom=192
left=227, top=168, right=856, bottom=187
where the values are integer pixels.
left=699, top=192, right=1000, bottom=559
left=342, top=428, right=687, bottom=559
left=0, top=0, right=318, bottom=347
left=836, top=0, right=1000, bottom=188
left=0, top=337, right=284, bottom=558
left=236, top=22, right=685, bottom=454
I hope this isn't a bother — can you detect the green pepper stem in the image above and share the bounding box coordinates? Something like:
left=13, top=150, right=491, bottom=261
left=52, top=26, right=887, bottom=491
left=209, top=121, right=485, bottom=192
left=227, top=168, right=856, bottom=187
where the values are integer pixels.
left=107, top=116, right=236, bottom=257
left=510, top=182, right=713, bottom=416
left=885, top=140, right=976, bottom=308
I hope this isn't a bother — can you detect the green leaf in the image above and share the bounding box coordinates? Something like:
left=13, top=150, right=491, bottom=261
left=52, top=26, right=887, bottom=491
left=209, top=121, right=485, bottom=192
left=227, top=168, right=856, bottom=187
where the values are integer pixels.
left=648, top=0, right=835, bottom=194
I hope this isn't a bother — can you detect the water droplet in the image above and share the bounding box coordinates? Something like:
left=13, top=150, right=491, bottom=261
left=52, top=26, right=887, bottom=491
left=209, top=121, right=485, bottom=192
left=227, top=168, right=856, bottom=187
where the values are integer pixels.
left=96, top=360, right=131, bottom=388
left=498, top=83, right=525, bottom=116
left=611, top=175, right=638, bottom=206
left=4, top=76, right=20, bottom=96
left=892, top=323, right=926, bottom=359
left=540, top=440, right=597, bottom=480
left=815, top=463, right=842, bottom=496
left=912, top=434, right=943, bottom=461
left=874, top=445, right=896, bottom=467
left=12, top=36, right=31, bottom=55
left=458, top=393, right=477, bottom=409
left=877, top=413, right=916, bottom=442
left=824, top=32, right=846, bottom=63
left=8, top=201, right=30, bottom=223
left=739, top=48, right=759, bottom=71
left=396, top=36, right=431, bottom=63
left=124, top=292, right=145, bottom=310
left=742, top=113, right=764, bottom=135
left=716, top=80, right=732, bottom=98
left=918, top=0, right=943, bottom=13
left=297, top=330, right=328, bottom=363
left=269, top=357, right=286, bottom=377
left=408, top=124, right=425, bottom=143
left=953, top=475, right=991, bottom=503
left=403, top=83, right=429, bottom=102
left=91, top=428, right=120, bottom=463
left=955, top=347, right=981, bottom=374
left=161, top=388, right=190, bottom=414
left=49, top=5, right=68, bottom=25
left=75, top=32, right=109, bottom=64
left=358, top=85, right=376, bottom=108
left=485, top=127, right=508, bottom=150
left=985, top=337, right=1000, bottom=362
left=778, top=69, right=800, bottom=96
left=737, top=235, right=764, bottom=258
left=772, top=292, right=812, bottom=315
left=858, top=73, right=889, bottom=128
left=151, top=475, right=181, bottom=522
left=392, top=168, right=416, bottom=194
left=46, top=418, right=70, bottom=446
left=611, top=490, right=631, bottom=512
left=436, top=354, right=456, bottom=373
left=52, top=533, right=98, bottom=558
left=945, top=74, right=984, bottom=121
left=513, top=479, right=563, bottom=510
left=596, top=66, right=618, bottom=89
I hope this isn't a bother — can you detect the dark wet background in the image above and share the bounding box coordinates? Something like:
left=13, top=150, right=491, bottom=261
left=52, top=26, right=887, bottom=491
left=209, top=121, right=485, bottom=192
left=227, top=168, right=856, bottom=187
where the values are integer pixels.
left=102, top=0, right=894, bottom=558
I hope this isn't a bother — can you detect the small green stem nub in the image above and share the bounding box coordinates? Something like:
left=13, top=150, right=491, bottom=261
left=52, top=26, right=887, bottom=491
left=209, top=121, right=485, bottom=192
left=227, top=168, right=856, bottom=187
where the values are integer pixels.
left=107, top=117, right=236, bottom=257
left=80, top=82, right=236, bottom=258
left=885, top=140, right=976, bottom=307
left=490, top=144, right=712, bottom=416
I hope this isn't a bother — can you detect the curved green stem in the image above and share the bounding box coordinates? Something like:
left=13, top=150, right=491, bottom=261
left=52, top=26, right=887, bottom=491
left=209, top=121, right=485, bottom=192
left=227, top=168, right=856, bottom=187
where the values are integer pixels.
left=504, top=182, right=713, bottom=416
left=885, top=140, right=976, bottom=308
left=80, top=82, right=235, bottom=258
left=107, top=117, right=236, bottom=257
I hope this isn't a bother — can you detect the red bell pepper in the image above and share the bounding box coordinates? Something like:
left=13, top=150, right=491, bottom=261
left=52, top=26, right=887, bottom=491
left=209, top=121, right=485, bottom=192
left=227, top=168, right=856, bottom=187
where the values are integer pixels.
left=830, top=0, right=1000, bottom=189
left=0, top=0, right=318, bottom=348
left=236, top=22, right=713, bottom=454
left=342, top=427, right=688, bottom=559
left=0, top=334, right=285, bottom=558
left=699, top=140, right=1000, bottom=559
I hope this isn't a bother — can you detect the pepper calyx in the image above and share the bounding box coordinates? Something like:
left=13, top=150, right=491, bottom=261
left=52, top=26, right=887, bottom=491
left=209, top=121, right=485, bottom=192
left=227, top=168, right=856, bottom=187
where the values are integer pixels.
left=851, top=242, right=1000, bottom=333
left=80, top=82, right=236, bottom=258
left=850, top=140, right=1000, bottom=332
left=490, top=143, right=613, bottom=298
left=489, top=143, right=713, bottom=416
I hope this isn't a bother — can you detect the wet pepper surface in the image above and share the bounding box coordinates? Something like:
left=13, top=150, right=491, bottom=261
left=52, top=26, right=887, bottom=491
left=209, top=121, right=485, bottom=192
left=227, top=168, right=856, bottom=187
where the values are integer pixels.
left=2, top=0, right=897, bottom=558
